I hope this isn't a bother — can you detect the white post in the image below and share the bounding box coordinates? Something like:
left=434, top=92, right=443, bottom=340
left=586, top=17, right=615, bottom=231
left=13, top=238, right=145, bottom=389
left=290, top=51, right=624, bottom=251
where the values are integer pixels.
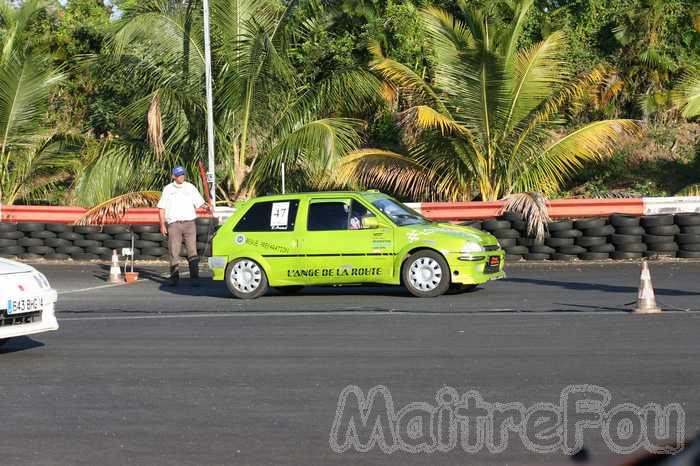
left=281, top=162, right=286, bottom=194
left=202, top=0, right=216, bottom=206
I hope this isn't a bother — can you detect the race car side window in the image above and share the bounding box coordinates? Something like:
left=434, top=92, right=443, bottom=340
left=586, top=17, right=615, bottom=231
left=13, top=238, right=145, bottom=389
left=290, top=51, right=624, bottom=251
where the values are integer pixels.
left=307, top=201, right=350, bottom=231
left=234, top=200, right=300, bottom=232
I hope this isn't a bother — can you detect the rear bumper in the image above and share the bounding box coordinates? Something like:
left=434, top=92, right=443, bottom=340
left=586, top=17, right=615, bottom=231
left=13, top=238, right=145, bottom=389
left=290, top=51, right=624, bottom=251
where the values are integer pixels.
left=447, top=251, right=506, bottom=285
left=0, top=289, right=59, bottom=340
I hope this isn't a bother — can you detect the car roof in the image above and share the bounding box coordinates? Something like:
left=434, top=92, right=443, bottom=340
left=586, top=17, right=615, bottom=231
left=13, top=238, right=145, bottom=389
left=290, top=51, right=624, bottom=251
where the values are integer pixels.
left=245, top=191, right=387, bottom=202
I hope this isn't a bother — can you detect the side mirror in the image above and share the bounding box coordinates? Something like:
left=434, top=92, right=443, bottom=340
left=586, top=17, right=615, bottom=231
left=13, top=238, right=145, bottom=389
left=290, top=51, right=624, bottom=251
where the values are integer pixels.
left=363, top=216, right=380, bottom=229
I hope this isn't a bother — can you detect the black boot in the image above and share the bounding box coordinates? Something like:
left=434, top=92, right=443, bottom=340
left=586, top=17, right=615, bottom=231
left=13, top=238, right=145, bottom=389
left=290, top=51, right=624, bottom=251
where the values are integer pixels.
left=188, top=256, right=200, bottom=287
left=168, top=266, right=180, bottom=287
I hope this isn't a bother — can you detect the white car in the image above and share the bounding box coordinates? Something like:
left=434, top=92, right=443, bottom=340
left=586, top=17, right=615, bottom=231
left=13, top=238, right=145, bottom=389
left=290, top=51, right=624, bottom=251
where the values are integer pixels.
left=0, top=258, right=58, bottom=346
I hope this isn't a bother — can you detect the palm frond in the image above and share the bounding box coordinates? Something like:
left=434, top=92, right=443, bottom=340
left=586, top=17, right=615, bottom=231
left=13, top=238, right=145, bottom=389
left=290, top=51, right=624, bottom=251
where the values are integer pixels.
left=674, top=184, right=700, bottom=197
left=147, top=90, right=165, bottom=157
left=500, top=191, right=550, bottom=241
left=673, top=69, right=700, bottom=118
left=75, top=191, right=162, bottom=226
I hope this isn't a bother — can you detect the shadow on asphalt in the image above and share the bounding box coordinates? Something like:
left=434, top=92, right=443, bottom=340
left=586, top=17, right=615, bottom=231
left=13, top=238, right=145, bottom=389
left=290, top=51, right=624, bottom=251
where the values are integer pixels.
left=505, top=277, right=700, bottom=296
left=0, top=336, right=45, bottom=354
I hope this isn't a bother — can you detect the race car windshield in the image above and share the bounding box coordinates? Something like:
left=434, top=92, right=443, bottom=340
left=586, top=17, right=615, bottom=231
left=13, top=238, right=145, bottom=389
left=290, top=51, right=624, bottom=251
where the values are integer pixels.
left=371, top=198, right=431, bottom=226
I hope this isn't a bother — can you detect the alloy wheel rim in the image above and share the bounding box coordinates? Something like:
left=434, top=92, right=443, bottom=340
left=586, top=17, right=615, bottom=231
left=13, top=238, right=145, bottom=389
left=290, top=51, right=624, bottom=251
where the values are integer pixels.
left=231, top=260, right=262, bottom=293
left=409, top=257, right=442, bottom=291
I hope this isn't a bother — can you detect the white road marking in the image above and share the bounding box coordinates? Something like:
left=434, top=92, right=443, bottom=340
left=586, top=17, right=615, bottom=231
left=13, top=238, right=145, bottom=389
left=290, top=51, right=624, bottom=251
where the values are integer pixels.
left=59, top=280, right=145, bottom=294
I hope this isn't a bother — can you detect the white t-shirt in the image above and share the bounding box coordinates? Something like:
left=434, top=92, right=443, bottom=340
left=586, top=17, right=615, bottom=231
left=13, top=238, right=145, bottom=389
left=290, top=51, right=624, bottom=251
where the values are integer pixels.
left=157, top=181, right=206, bottom=224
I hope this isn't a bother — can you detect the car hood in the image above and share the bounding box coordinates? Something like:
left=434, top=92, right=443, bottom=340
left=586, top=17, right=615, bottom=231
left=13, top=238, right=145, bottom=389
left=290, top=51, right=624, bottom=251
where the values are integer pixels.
left=0, top=258, right=35, bottom=275
left=400, top=222, right=498, bottom=246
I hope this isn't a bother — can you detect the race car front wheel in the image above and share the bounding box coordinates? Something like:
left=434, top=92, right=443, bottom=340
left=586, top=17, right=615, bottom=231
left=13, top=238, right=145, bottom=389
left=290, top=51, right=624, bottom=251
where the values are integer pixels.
left=402, top=250, right=451, bottom=298
left=226, top=258, right=269, bottom=299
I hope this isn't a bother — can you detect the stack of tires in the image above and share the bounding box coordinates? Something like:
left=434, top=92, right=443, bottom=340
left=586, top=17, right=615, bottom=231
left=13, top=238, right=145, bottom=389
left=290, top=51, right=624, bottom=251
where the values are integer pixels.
left=0, top=217, right=217, bottom=261
left=481, top=215, right=526, bottom=261
left=609, top=214, right=647, bottom=260
left=544, top=220, right=588, bottom=261
left=676, top=213, right=700, bottom=259
left=640, top=215, right=679, bottom=258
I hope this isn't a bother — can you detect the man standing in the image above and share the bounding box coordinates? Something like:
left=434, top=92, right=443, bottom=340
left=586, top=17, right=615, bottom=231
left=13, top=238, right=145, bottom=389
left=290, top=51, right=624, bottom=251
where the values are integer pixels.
left=158, top=166, right=211, bottom=286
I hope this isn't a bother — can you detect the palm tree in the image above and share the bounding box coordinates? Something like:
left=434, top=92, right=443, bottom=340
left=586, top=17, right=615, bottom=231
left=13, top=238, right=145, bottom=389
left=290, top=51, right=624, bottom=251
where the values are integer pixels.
left=73, top=0, right=380, bottom=210
left=337, top=0, right=640, bottom=203
left=0, top=0, right=78, bottom=205
left=674, top=70, right=700, bottom=119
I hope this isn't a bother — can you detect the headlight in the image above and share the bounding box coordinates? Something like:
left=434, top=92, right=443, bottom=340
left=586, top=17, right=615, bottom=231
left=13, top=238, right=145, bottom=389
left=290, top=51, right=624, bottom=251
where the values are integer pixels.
left=460, top=242, right=484, bottom=254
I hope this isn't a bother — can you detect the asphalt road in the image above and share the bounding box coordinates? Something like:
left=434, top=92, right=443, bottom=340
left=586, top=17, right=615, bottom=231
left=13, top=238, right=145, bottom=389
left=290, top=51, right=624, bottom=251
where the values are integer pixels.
left=1, top=260, right=699, bottom=465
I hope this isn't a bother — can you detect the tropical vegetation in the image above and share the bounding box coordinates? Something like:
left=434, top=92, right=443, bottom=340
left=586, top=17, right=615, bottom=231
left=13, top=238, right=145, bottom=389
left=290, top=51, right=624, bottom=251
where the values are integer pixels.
left=0, top=0, right=698, bottom=207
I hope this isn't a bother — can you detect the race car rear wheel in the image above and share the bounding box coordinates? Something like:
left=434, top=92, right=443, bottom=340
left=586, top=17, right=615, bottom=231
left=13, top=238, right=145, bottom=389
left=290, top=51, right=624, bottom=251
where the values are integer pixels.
left=402, top=250, right=451, bottom=298
left=226, top=258, right=269, bottom=299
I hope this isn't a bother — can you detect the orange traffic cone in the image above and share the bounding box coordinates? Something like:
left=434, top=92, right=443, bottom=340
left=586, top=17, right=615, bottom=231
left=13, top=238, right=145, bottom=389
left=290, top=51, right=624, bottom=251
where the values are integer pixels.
left=634, top=260, right=661, bottom=314
left=108, top=249, right=123, bottom=283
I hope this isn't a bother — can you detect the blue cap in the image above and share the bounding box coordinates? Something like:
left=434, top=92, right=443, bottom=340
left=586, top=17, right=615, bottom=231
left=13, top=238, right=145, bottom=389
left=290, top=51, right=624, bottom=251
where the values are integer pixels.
left=172, top=166, right=186, bottom=176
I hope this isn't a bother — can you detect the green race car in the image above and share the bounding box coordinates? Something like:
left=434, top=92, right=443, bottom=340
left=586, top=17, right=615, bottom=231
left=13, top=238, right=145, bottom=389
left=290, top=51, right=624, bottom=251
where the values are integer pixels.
left=209, top=191, right=505, bottom=298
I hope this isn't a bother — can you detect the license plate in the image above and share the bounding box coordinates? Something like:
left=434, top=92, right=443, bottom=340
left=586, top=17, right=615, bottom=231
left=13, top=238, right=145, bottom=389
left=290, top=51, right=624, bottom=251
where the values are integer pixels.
left=6, top=296, right=43, bottom=315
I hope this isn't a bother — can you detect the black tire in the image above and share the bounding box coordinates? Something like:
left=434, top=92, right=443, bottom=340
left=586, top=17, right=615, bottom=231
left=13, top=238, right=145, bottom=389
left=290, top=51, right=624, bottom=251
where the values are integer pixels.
left=45, top=238, right=71, bottom=248
left=492, top=229, right=519, bottom=239
left=614, top=226, right=645, bottom=235
left=546, top=237, right=574, bottom=247
left=510, top=220, right=526, bottom=231
left=505, top=254, right=523, bottom=262
left=610, top=234, right=642, bottom=245
left=615, top=243, right=647, bottom=253
left=588, top=244, right=616, bottom=253
left=225, top=258, right=270, bottom=299
left=610, top=214, right=640, bottom=227
left=645, top=225, right=680, bottom=236
left=18, top=237, right=44, bottom=247
left=646, top=242, right=679, bottom=252
left=103, top=225, right=131, bottom=235
left=557, top=245, right=586, bottom=255
left=551, top=229, right=583, bottom=238
left=645, top=251, right=677, bottom=258
left=59, top=231, right=83, bottom=241
left=677, top=243, right=700, bottom=251
left=459, top=221, right=482, bottom=230
left=134, top=240, right=159, bottom=248
left=0, top=223, right=18, bottom=232
left=73, top=225, right=101, bottom=234
left=56, top=246, right=84, bottom=255
left=45, top=223, right=70, bottom=233
left=641, top=214, right=674, bottom=228
left=497, top=238, right=517, bottom=248
left=576, top=236, right=607, bottom=247
left=132, top=224, right=160, bottom=234
left=274, top=286, right=304, bottom=295
left=680, top=226, right=700, bottom=234
left=140, top=247, right=168, bottom=257
left=548, top=220, right=573, bottom=232
left=45, top=253, right=70, bottom=261
left=104, top=240, right=131, bottom=249
left=0, top=230, right=23, bottom=240
left=196, top=225, right=211, bottom=235
left=0, top=245, right=23, bottom=255
left=483, top=219, right=511, bottom=231
left=551, top=253, right=577, bottom=262
left=524, top=253, right=550, bottom=261
left=85, top=233, right=111, bottom=241
left=574, top=218, right=606, bottom=230
left=19, top=253, right=42, bottom=260
left=140, top=232, right=167, bottom=242
left=643, top=234, right=675, bottom=244
left=676, top=234, right=700, bottom=245
left=114, top=232, right=135, bottom=241
left=674, top=213, right=700, bottom=226
left=30, top=230, right=56, bottom=239
left=0, top=239, right=18, bottom=247
left=27, top=246, right=54, bottom=255
left=402, top=250, right=451, bottom=298
left=86, top=246, right=113, bottom=256
left=580, top=252, right=610, bottom=260
left=505, top=246, right=529, bottom=255
left=18, top=222, right=45, bottom=232
left=611, top=251, right=643, bottom=260
left=74, top=239, right=101, bottom=248
left=583, top=225, right=615, bottom=236
left=678, top=250, right=700, bottom=258
left=517, top=237, right=544, bottom=247
left=529, top=245, right=556, bottom=254
left=70, top=252, right=100, bottom=261
left=501, top=211, right=524, bottom=223
left=195, top=217, right=214, bottom=226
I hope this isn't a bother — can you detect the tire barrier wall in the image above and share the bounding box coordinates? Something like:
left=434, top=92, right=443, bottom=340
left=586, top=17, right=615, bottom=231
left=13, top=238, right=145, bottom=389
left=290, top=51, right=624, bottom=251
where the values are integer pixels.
left=461, top=212, right=700, bottom=261
left=0, top=218, right=219, bottom=261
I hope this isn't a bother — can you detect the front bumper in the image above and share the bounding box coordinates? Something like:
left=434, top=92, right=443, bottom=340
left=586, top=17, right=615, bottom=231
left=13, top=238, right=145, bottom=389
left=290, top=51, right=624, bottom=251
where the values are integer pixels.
left=447, top=250, right=506, bottom=285
left=0, top=289, right=59, bottom=339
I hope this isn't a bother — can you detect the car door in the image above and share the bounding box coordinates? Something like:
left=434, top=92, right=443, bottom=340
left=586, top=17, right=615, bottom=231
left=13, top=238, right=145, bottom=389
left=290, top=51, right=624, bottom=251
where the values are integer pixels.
left=301, top=197, right=394, bottom=283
